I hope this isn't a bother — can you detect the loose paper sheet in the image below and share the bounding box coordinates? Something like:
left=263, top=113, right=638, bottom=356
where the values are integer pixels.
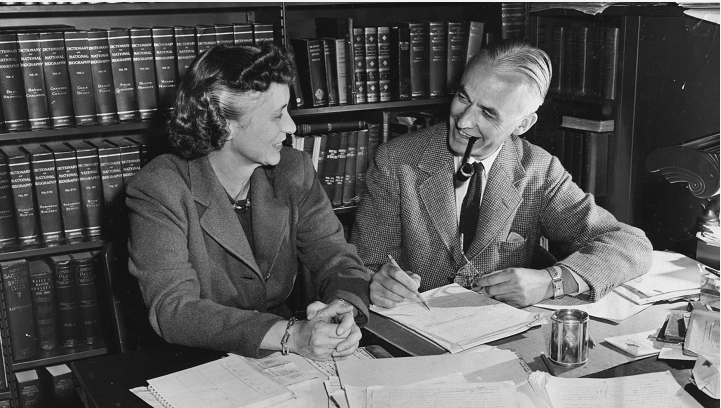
left=366, top=382, right=520, bottom=408
left=615, top=251, right=703, bottom=304
left=535, top=290, right=652, bottom=323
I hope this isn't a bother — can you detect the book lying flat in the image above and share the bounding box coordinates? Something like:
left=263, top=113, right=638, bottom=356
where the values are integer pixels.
left=371, top=283, right=543, bottom=353
left=560, top=116, right=614, bottom=132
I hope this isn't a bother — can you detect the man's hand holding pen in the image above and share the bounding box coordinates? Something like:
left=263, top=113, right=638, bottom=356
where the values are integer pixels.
left=369, top=256, right=430, bottom=310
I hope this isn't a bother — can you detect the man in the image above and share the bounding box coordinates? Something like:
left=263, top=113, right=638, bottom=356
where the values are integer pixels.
left=351, top=40, right=653, bottom=309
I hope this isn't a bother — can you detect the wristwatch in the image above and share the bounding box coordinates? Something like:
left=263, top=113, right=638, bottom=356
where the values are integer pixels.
left=547, top=266, right=565, bottom=299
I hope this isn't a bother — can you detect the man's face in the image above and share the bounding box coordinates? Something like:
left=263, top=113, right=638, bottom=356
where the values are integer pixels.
left=448, top=55, right=537, bottom=160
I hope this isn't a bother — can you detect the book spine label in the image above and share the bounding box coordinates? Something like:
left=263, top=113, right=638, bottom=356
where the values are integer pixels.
left=0, top=34, right=29, bottom=131
left=29, top=268, right=57, bottom=350
left=107, top=30, right=139, bottom=121
left=446, top=22, right=465, bottom=95
left=8, top=156, right=40, bottom=245
left=152, top=28, right=178, bottom=112
left=174, top=29, right=197, bottom=81
left=53, top=263, right=81, bottom=347
left=130, top=30, right=159, bottom=120
left=377, top=27, right=391, bottom=102
left=428, top=22, right=446, bottom=98
left=408, top=23, right=428, bottom=99
left=119, top=146, right=141, bottom=186
left=195, top=26, right=216, bottom=54
left=232, top=23, right=253, bottom=45
left=88, top=31, right=119, bottom=124
left=352, top=28, right=367, bottom=104
left=17, top=33, right=50, bottom=130
left=64, top=32, right=98, bottom=126
left=54, top=153, right=85, bottom=239
left=30, top=153, right=64, bottom=242
left=364, top=27, right=380, bottom=103
left=214, top=25, right=234, bottom=46
left=97, top=147, right=124, bottom=222
left=0, top=158, right=17, bottom=248
left=75, top=258, right=102, bottom=344
left=75, top=150, right=104, bottom=236
left=1, top=261, right=36, bottom=360
left=324, top=133, right=339, bottom=202
left=40, top=34, right=75, bottom=128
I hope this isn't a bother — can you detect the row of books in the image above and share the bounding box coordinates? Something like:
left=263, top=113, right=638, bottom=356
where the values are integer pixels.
left=0, top=254, right=104, bottom=363
left=16, top=364, right=76, bottom=408
left=0, top=22, right=276, bottom=132
left=294, top=18, right=487, bottom=108
left=0, top=136, right=156, bottom=249
left=536, top=22, right=621, bottom=99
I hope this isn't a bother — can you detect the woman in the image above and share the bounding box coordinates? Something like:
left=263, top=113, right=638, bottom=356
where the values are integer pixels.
left=126, top=43, right=370, bottom=360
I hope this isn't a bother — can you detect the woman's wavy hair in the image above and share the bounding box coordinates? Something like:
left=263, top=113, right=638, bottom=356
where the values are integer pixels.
left=167, top=42, right=297, bottom=159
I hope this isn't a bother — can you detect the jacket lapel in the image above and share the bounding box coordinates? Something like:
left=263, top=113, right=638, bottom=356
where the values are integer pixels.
left=190, top=157, right=262, bottom=279
left=250, top=167, right=288, bottom=279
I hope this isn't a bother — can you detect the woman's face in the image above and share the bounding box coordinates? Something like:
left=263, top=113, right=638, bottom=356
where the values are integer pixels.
left=225, top=82, right=296, bottom=168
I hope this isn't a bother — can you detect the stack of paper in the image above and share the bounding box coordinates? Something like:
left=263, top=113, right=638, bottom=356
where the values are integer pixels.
left=535, top=290, right=651, bottom=323
left=371, top=283, right=542, bottom=353
left=614, top=250, right=704, bottom=305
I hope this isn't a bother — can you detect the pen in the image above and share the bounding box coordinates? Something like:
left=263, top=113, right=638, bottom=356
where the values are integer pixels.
left=387, top=255, right=431, bottom=311
left=540, top=352, right=557, bottom=376
left=704, top=265, right=720, bottom=277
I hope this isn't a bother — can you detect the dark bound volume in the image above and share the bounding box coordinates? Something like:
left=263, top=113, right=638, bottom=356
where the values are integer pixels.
left=574, top=25, right=597, bottom=96
left=15, top=370, right=41, bottom=408
left=427, top=21, right=446, bottom=98
left=315, top=17, right=356, bottom=104
left=5, top=147, right=41, bottom=246
left=446, top=21, right=465, bottom=95
left=377, top=26, right=391, bottom=102
left=106, top=138, right=141, bottom=186
left=464, top=21, right=484, bottom=64
left=129, top=27, right=159, bottom=120
left=87, top=29, right=119, bottom=125
left=39, top=32, right=75, bottom=128
left=332, top=132, right=348, bottom=207
left=288, top=53, right=305, bottom=110
left=368, top=119, right=382, bottom=156
left=40, top=365, right=75, bottom=404
left=70, top=252, right=102, bottom=344
left=174, top=26, right=197, bottom=81
left=501, top=2, right=526, bottom=40
left=296, top=120, right=366, bottom=136
left=583, top=131, right=611, bottom=196
left=0, top=259, right=36, bottom=360
left=16, top=32, right=51, bottom=130
left=341, top=130, right=358, bottom=204
left=66, top=141, right=103, bottom=237
left=364, top=26, right=380, bottom=103
left=0, top=150, right=17, bottom=249
left=321, top=39, right=339, bottom=107
left=549, top=26, right=565, bottom=93
left=87, top=141, right=123, bottom=228
left=64, top=31, right=98, bottom=126
left=107, top=28, right=139, bottom=121
left=151, top=27, right=177, bottom=114
left=401, top=22, right=428, bottom=99
left=291, top=38, right=328, bottom=108
left=252, top=22, right=274, bottom=44
left=561, top=25, right=574, bottom=94
left=352, top=27, right=367, bottom=104
left=602, top=27, right=620, bottom=100
left=390, top=26, right=411, bottom=100
left=22, top=145, right=63, bottom=243
left=330, top=38, right=348, bottom=105
left=28, top=259, right=57, bottom=351
left=0, top=33, right=29, bottom=131
left=232, top=23, right=253, bottom=45
left=195, top=25, right=216, bottom=54
left=355, top=128, right=369, bottom=197
left=323, top=133, right=339, bottom=202
left=316, top=134, right=328, bottom=191
left=49, top=254, right=81, bottom=348
left=214, top=24, right=234, bottom=46
left=43, top=144, right=84, bottom=240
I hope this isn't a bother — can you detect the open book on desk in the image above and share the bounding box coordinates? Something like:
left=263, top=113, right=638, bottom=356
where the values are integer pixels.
left=371, top=283, right=543, bottom=353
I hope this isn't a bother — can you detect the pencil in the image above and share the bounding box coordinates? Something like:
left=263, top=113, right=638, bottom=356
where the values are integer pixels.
left=387, top=255, right=431, bottom=311
left=540, top=352, right=557, bottom=376
left=704, top=265, right=720, bottom=277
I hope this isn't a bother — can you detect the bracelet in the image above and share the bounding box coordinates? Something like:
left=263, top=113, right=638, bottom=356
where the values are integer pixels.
left=280, top=318, right=298, bottom=356
left=547, top=267, right=565, bottom=299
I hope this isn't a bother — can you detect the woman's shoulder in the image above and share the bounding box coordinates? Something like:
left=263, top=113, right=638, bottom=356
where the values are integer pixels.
left=129, top=153, right=191, bottom=191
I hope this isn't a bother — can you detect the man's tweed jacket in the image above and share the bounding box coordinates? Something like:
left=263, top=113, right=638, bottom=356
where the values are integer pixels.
left=126, top=149, right=370, bottom=358
left=351, top=123, right=653, bottom=301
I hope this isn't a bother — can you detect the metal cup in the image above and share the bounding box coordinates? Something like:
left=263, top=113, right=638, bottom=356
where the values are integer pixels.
left=549, top=309, right=590, bottom=367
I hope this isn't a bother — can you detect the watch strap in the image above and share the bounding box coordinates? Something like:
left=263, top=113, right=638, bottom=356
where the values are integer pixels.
left=546, top=266, right=565, bottom=299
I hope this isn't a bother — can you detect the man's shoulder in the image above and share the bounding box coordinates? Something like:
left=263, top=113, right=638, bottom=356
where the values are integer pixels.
left=383, top=123, right=447, bottom=156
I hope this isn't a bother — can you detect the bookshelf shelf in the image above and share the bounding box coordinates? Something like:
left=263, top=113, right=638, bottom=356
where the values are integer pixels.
left=0, top=238, right=106, bottom=262
left=11, top=343, right=108, bottom=372
left=291, top=98, right=453, bottom=117
left=0, top=3, right=279, bottom=15
left=0, top=120, right=167, bottom=143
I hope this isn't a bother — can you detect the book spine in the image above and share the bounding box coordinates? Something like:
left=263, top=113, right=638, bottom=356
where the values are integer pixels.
left=377, top=26, right=391, bottom=102
left=251, top=23, right=274, bottom=44
left=151, top=27, right=178, bottom=113
left=391, top=26, right=411, bottom=100
left=73, top=146, right=104, bottom=237
left=550, top=26, right=565, bottom=93
left=96, top=145, right=124, bottom=226
left=408, top=23, right=428, bottom=99
left=465, top=21, right=484, bottom=64
left=322, top=39, right=339, bottom=106
left=73, top=254, right=102, bottom=344
left=355, top=128, right=369, bottom=197
left=289, top=53, right=305, bottom=109
left=352, top=27, right=367, bottom=104
left=583, top=131, right=610, bottom=196
left=130, top=28, right=159, bottom=120
left=119, top=144, right=141, bottom=186
left=346, top=18, right=358, bottom=105
left=52, top=149, right=85, bottom=240
left=364, top=27, right=379, bottom=103
left=232, top=23, right=253, bottom=45
left=29, top=261, right=57, bottom=351
left=333, top=132, right=348, bottom=206
left=342, top=130, right=358, bottom=204
left=316, top=134, right=328, bottom=191
left=446, top=21, right=465, bottom=96
left=107, top=29, right=139, bottom=121
left=52, top=259, right=81, bottom=347
left=15, top=370, right=41, bottom=407
left=0, top=260, right=36, bottom=360
left=195, top=25, right=216, bottom=54
left=562, top=25, right=575, bottom=94
left=8, top=153, right=40, bottom=245
left=16, top=33, right=51, bottom=130
left=174, top=27, right=197, bottom=81
left=602, top=27, right=619, bottom=100
left=28, top=151, right=64, bottom=243
left=323, top=133, right=339, bottom=203
left=0, top=34, right=29, bottom=131
left=64, top=31, right=98, bottom=126
left=0, top=155, right=17, bottom=249
left=427, top=21, right=446, bottom=98
left=293, top=39, right=328, bottom=107
left=87, top=30, right=119, bottom=125
left=296, top=120, right=367, bottom=136
left=334, top=39, right=348, bottom=105
left=501, top=2, right=526, bottom=40
left=214, top=24, right=234, bottom=46
left=39, top=32, right=75, bottom=128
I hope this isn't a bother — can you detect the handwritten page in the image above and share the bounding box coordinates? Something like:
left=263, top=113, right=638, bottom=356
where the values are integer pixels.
left=366, top=382, right=519, bottom=408
left=372, top=283, right=541, bottom=353
left=305, top=347, right=376, bottom=378
left=542, top=370, right=702, bottom=408
left=129, top=386, right=164, bottom=408
left=536, top=290, right=652, bottom=323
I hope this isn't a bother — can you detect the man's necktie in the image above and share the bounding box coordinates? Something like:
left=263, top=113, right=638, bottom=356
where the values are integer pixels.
left=459, top=162, right=484, bottom=253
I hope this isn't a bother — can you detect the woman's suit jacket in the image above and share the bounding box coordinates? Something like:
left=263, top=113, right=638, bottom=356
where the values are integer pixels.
left=126, top=148, right=370, bottom=357
left=351, top=123, right=653, bottom=301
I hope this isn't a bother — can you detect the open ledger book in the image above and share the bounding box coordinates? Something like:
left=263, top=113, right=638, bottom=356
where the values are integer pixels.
left=371, top=283, right=543, bottom=353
